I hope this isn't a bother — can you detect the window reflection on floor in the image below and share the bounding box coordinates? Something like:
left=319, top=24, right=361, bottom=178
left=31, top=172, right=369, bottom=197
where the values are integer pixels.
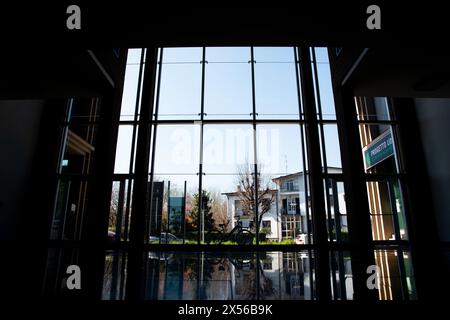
left=103, top=251, right=315, bottom=300
left=42, top=248, right=416, bottom=301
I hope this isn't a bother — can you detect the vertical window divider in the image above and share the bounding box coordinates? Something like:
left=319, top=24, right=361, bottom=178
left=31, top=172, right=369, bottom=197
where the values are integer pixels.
left=298, top=45, right=331, bottom=300
left=250, top=46, right=259, bottom=246
left=197, top=47, right=206, bottom=245
left=50, top=98, right=74, bottom=240
left=294, top=47, right=313, bottom=245
left=147, top=48, right=164, bottom=243
left=311, top=47, right=334, bottom=242
left=387, top=178, right=402, bottom=241
left=123, top=48, right=146, bottom=241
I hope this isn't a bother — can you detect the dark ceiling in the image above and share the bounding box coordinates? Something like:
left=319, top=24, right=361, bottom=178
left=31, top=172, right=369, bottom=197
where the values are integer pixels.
left=350, top=48, right=450, bottom=98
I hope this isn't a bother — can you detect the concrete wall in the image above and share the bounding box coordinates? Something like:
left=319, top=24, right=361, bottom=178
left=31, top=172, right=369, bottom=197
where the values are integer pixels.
left=0, top=100, right=44, bottom=240
left=414, top=98, right=450, bottom=242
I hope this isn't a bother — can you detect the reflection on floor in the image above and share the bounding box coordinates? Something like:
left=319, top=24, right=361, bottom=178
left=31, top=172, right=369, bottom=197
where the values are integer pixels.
left=104, top=251, right=315, bottom=300
left=99, top=250, right=416, bottom=301
left=42, top=248, right=416, bottom=300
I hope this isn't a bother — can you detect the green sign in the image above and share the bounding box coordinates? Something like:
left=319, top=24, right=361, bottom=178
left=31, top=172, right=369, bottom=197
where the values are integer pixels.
left=363, top=129, right=394, bottom=169
left=168, top=197, right=184, bottom=234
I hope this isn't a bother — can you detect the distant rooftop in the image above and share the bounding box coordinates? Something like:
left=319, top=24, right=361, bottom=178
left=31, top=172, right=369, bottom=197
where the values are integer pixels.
left=272, top=166, right=342, bottom=183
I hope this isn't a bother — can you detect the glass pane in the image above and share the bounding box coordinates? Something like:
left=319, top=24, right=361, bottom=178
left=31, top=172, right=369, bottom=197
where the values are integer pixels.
left=258, top=124, right=309, bottom=244
left=204, top=47, right=252, bottom=119
left=102, top=250, right=128, bottom=300
left=402, top=251, right=417, bottom=299
left=157, top=48, right=202, bottom=120
left=65, top=97, right=101, bottom=124
left=312, top=47, right=336, bottom=120
left=330, top=251, right=353, bottom=300
left=257, top=124, right=304, bottom=175
left=202, top=174, right=255, bottom=244
left=313, top=47, right=330, bottom=64
left=58, top=124, right=98, bottom=175
left=254, top=47, right=296, bottom=63
left=374, top=250, right=416, bottom=300
left=127, top=48, right=143, bottom=64
left=392, top=180, right=408, bottom=240
left=202, top=124, right=254, bottom=174
left=51, top=177, right=89, bottom=240
left=150, top=124, right=200, bottom=243
left=162, top=47, right=202, bottom=63
left=366, top=179, right=408, bottom=241
left=359, top=124, right=400, bottom=174
left=355, top=96, right=391, bottom=121
left=321, top=124, right=342, bottom=170
left=109, top=180, right=133, bottom=241
left=153, top=124, right=200, bottom=174
left=325, top=179, right=348, bottom=242
left=114, top=125, right=136, bottom=174
left=148, top=175, right=198, bottom=244
left=120, top=49, right=143, bottom=121
left=254, top=47, right=300, bottom=119
left=370, top=214, right=396, bottom=240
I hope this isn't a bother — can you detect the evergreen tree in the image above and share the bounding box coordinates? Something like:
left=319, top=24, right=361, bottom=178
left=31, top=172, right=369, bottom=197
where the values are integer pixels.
left=189, top=190, right=216, bottom=231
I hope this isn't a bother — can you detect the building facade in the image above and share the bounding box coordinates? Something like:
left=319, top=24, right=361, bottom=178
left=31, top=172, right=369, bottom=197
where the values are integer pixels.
left=223, top=167, right=347, bottom=243
left=223, top=191, right=280, bottom=241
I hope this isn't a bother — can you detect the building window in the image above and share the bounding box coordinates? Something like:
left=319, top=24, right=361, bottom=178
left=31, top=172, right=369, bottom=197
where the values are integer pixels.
left=141, top=47, right=310, bottom=245
left=106, top=47, right=411, bottom=248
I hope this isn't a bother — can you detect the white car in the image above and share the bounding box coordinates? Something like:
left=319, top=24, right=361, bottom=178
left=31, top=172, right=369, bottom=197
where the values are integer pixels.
left=149, top=232, right=181, bottom=243
left=295, top=233, right=307, bottom=245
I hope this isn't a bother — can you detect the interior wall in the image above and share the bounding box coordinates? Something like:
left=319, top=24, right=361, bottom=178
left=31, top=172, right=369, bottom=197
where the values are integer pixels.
left=414, top=98, right=450, bottom=242
left=0, top=100, right=45, bottom=240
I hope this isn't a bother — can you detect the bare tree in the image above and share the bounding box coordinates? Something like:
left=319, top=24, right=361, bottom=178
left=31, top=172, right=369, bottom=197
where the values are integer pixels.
left=235, top=164, right=275, bottom=231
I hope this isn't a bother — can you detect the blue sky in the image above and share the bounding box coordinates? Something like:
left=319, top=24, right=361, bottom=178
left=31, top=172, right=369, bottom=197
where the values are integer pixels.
left=114, top=47, right=341, bottom=195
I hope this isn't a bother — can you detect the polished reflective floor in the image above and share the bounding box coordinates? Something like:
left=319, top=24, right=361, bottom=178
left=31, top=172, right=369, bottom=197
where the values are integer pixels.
left=100, top=250, right=416, bottom=300
left=43, top=248, right=417, bottom=300
left=103, top=251, right=316, bottom=300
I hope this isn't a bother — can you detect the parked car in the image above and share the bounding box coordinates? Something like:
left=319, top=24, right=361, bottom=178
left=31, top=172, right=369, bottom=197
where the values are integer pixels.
left=107, top=230, right=116, bottom=240
left=295, top=233, right=307, bottom=245
left=149, top=232, right=181, bottom=243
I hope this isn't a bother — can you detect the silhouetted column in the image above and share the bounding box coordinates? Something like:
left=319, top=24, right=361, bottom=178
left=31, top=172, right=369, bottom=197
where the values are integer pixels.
left=298, top=46, right=331, bottom=301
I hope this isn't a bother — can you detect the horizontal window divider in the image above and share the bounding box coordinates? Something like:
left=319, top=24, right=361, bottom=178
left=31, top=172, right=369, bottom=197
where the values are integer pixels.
left=56, top=173, right=133, bottom=181
left=322, top=173, right=344, bottom=178
left=126, top=62, right=146, bottom=66
left=364, top=173, right=406, bottom=180
left=144, top=119, right=308, bottom=125
left=112, top=173, right=136, bottom=179
left=160, top=61, right=201, bottom=65
left=55, top=174, right=95, bottom=179
left=368, top=240, right=411, bottom=247
left=151, top=172, right=199, bottom=175
left=207, top=61, right=250, bottom=64
left=357, top=120, right=399, bottom=125
left=58, top=120, right=103, bottom=126
left=318, top=120, right=339, bottom=124
left=202, top=173, right=249, bottom=176
left=118, top=120, right=140, bottom=125
left=43, top=240, right=412, bottom=251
